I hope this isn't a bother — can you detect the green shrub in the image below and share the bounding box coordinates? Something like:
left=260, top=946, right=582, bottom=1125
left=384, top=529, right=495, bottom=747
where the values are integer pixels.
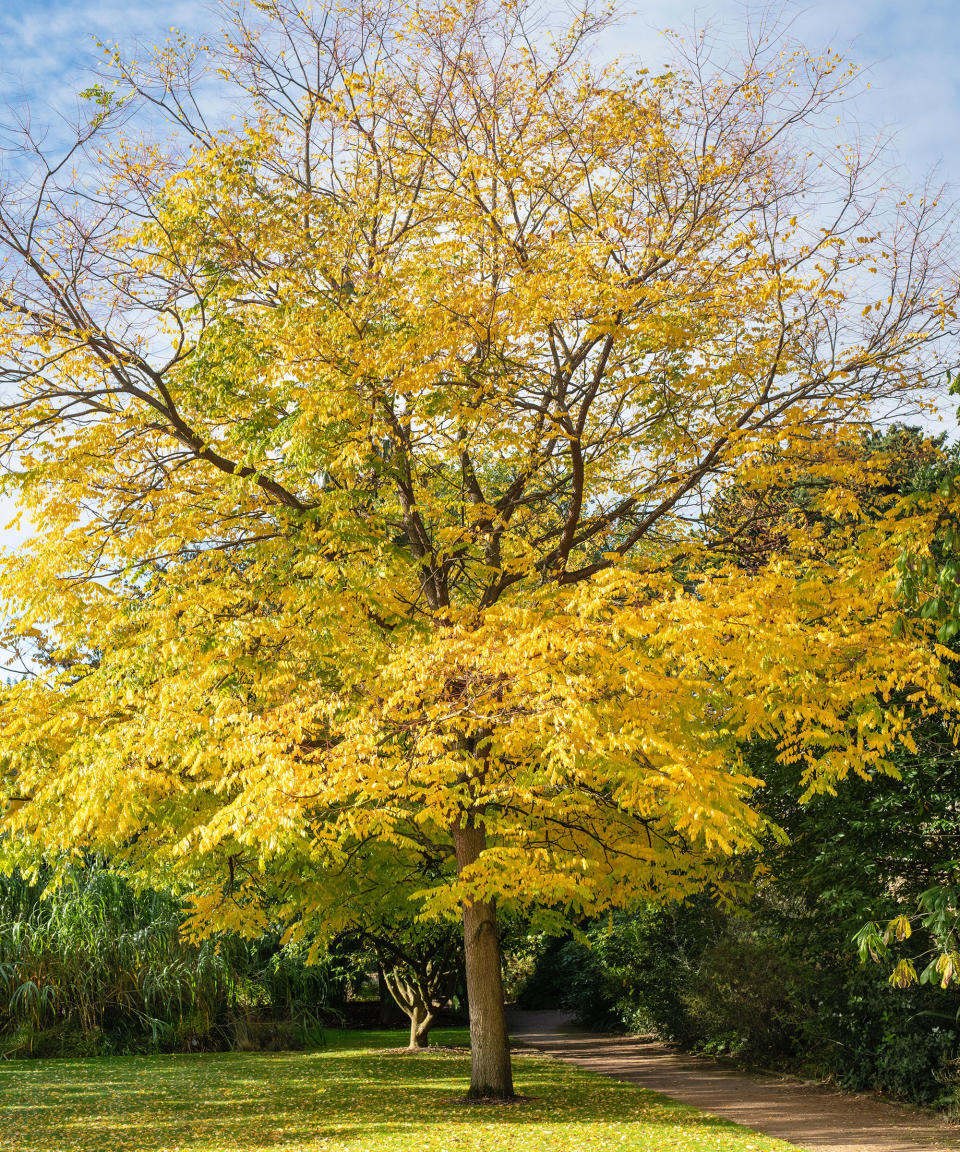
left=679, top=929, right=811, bottom=1059
left=0, top=863, right=348, bottom=1056
left=516, top=900, right=960, bottom=1110
left=519, top=900, right=721, bottom=1042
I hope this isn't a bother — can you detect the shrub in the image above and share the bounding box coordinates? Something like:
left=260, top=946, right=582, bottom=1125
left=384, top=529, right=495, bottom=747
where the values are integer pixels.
left=0, top=863, right=348, bottom=1056
left=679, top=928, right=811, bottom=1059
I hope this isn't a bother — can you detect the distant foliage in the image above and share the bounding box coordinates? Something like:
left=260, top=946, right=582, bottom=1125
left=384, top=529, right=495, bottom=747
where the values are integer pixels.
left=0, top=864, right=349, bottom=1056
left=520, top=739, right=960, bottom=1110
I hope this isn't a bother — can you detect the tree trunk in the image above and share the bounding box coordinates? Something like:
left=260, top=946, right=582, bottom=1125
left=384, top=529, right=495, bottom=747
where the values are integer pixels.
left=409, top=1003, right=431, bottom=1049
left=452, top=820, right=514, bottom=1100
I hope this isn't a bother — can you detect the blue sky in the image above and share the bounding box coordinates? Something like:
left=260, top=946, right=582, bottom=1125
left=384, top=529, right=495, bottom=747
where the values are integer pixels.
left=2, top=0, right=958, bottom=186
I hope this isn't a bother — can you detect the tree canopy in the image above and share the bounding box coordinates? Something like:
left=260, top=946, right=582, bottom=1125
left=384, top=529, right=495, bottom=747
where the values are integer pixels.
left=0, top=0, right=958, bottom=1096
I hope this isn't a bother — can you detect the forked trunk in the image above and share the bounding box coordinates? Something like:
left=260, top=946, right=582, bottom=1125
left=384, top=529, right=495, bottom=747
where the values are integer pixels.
left=452, top=820, right=514, bottom=1100
left=409, top=1003, right=431, bottom=1049
left=382, top=968, right=438, bottom=1049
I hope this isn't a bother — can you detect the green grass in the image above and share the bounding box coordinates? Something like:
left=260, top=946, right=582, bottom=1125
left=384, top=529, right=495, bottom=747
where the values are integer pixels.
left=0, top=1028, right=806, bottom=1152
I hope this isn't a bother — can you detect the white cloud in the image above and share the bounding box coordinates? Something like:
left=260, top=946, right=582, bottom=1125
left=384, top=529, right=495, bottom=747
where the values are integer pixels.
left=0, top=0, right=220, bottom=116
left=605, top=0, right=960, bottom=185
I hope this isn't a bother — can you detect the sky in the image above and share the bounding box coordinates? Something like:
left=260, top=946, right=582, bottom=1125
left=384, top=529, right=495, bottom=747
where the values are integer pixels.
left=620, top=0, right=960, bottom=185
left=2, top=0, right=959, bottom=183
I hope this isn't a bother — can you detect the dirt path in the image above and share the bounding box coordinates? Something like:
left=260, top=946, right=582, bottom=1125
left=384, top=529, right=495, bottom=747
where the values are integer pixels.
left=508, top=1010, right=960, bottom=1152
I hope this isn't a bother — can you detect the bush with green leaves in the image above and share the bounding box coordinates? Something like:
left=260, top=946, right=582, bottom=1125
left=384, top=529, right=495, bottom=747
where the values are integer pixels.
left=523, top=902, right=721, bottom=1042
left=0, top=863, right=350, bottom=1056
left=517, top=739, right=960, bottom=1109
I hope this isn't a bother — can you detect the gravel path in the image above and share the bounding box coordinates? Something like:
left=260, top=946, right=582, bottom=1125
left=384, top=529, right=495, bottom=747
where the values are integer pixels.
left=508, top=1010, right=960, bottom=1152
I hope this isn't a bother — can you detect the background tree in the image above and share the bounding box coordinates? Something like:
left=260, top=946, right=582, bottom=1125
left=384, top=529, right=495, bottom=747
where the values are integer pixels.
left=267, top=841, right=465, bottom=1050
left=354, top=923, right=462, bottom=1050
left=0, top=0, right=958, bottom=1097
left=523, top=723, right=960, bottom=1108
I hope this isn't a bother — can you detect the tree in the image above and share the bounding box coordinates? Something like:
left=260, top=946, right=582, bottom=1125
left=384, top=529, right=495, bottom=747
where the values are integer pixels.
left=358, top=923, right=462, bottom=1049
left=522, top=431, right=960, bottom=1100
left=0, top=0, right=958, bottom=1097
left=276, top=841, right=464, bottom=1050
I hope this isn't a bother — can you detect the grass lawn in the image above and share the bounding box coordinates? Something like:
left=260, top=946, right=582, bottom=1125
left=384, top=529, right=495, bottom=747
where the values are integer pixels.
left=0, top=1028, right=806, bottom=1152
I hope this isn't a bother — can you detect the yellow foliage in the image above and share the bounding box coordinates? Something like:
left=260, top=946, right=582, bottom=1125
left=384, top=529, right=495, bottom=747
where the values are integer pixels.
left=0, top=0, right=956, bottom=938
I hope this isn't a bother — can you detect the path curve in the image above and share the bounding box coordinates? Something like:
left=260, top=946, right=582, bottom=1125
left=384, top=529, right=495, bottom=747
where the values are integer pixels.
left=508, top=1010, right=960, bottom=1152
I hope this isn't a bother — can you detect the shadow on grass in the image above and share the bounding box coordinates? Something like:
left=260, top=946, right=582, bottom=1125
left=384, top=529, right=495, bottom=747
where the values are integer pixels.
left=0, top=1031, right=786, bottom=1152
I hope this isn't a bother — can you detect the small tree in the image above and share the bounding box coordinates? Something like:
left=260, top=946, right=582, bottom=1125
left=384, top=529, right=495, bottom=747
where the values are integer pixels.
left=363, top=925, right=462, bottom=1049
left=1, top=0, right=958, bottom=1097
